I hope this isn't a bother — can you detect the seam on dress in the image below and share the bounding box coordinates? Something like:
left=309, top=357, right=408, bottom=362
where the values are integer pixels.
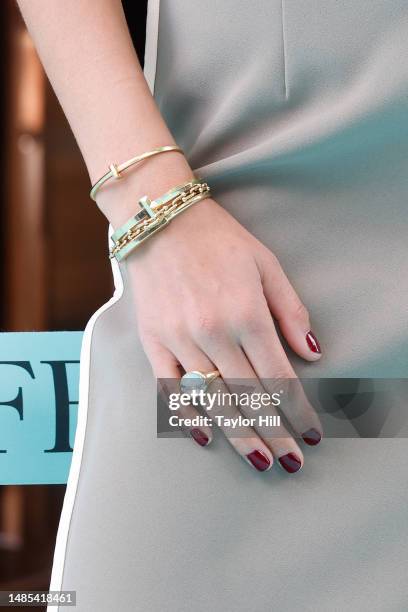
left=281, top=0, right=288, bottom=99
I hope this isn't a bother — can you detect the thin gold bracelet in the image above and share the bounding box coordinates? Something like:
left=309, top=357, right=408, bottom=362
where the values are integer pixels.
left=89, top=145, right=184, bottom=201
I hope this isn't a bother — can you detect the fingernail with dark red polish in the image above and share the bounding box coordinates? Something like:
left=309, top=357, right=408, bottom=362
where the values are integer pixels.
left=246, top=450, right=271, bottom=472
left=302, top=428, right=322, bottom=446
left=279, top=453, right=302, bottom=473
left=306, top=330, right=321, bottom=354
left=191, top=428, right=209, bottom=447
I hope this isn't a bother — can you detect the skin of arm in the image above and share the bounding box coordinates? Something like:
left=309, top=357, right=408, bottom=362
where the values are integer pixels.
left=17, top=0, right=194, bottom=228
left=17, top=0, right=323, bottom=473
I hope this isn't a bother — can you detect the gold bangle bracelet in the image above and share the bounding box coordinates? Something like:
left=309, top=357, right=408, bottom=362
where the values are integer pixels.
left=89, top=145, right=184, bottom=201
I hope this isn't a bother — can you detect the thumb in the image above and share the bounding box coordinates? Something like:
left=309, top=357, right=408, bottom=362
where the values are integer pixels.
left=256, top=247, right=322, bottom=362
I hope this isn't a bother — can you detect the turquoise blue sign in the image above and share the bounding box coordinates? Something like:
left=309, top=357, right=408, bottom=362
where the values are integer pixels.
left=0, top=332, right=82, bottom=485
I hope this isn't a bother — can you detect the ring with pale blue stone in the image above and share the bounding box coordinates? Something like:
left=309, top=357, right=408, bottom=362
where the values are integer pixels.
left=180, top=370, right=220, bottom=395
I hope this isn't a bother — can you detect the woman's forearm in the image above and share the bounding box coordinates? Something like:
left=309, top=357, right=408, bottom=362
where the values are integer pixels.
left=17, top=0, right=193, bottom=227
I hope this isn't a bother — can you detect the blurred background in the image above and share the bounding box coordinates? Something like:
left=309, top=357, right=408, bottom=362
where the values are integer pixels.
left=0, top=1, right=146, bottom=607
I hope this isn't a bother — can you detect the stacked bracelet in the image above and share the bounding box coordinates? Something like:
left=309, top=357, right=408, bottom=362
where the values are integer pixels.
left=109, top=178, right=211, bottom=262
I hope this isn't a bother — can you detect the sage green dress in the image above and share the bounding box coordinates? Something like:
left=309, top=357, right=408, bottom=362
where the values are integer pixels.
left=50, top=2, right=408, bottom=610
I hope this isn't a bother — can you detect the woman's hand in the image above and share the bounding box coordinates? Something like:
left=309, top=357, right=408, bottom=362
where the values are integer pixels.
left=127, top=196, right=323, bottom=474
left=16, top=0, right=322, bottom=474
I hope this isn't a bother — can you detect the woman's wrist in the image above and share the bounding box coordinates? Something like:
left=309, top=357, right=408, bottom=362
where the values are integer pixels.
left=93, top=150, right=196, bottom=230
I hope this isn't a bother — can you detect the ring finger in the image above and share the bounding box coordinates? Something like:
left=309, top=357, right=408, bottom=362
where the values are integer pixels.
left=173, top=340, right=275, bottom=472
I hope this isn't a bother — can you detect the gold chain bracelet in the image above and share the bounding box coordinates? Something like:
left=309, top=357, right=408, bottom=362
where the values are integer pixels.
left=109, top=180, right=211, bottom=262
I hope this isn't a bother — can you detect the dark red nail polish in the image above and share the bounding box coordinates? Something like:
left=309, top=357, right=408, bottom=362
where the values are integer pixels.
left=191, top=428, right=209, bottom=447
left=306, top=330, right=321, bottom=354
left=246, top=450, right=271, bottom=472
left=302, top=428, right=322, bottom=446
left=279, top=453, right=302, bottom=473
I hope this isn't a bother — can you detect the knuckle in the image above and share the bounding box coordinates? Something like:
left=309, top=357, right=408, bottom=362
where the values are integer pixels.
left=193, top=311, right=223, bottom=341
left=138, top=324, right=159, bottom=348
left=262, top=249, right=281, bottom=275
left=169, top=320, right=187, bottom=341
left=267, top=250, right=280, bottom=268
left=238, top=313, right=264, bottom=336
left=270, top=364, right=295, bottom=380
left=290, top=300, right=309, bottom=323
left=234, top=298, right=267, bottom=335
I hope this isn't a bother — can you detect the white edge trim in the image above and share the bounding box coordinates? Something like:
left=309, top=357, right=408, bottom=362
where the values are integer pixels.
left=47, top=226, right=124, bottom=604
left=47, top=2, right=160, bottom=604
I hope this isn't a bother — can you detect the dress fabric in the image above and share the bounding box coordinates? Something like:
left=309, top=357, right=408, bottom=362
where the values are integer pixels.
left=51, top=2, right=408, bottom=610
